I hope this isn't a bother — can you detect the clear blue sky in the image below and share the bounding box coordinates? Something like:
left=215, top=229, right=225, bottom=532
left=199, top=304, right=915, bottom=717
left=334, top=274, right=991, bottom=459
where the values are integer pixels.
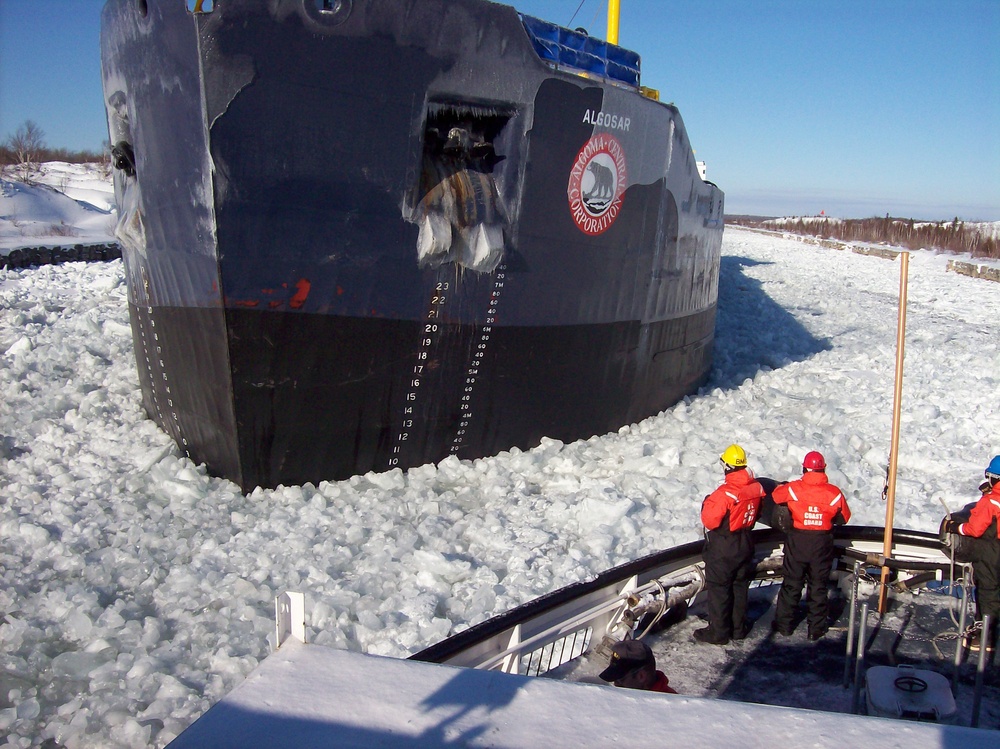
left=2, top=0, right=998, bottom=220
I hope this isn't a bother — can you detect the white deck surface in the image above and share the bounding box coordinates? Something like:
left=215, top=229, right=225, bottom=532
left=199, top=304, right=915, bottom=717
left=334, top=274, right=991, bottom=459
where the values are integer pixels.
left=166, top=640, right=996, bottom=748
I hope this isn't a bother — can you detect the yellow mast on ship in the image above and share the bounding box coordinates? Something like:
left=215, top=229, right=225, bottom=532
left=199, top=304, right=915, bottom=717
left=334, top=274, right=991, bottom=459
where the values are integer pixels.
left=606, top=1, right=659, bottom=101
left=607, top=0, right=621, bottom=44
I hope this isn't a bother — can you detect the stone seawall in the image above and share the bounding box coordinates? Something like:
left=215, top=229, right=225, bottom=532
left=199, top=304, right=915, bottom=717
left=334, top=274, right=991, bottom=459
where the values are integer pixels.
left=730, top=227, right=999, bottom=282
left=1, top=243, right=121, bottom=270
left=731, top=227, right=903, bottom=259
left=946, top=260, right=1000, bottom=283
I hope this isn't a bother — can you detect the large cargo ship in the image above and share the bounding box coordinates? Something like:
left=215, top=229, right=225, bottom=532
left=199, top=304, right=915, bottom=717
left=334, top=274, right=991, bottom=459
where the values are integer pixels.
left=100, top=0, right=724, bottom=491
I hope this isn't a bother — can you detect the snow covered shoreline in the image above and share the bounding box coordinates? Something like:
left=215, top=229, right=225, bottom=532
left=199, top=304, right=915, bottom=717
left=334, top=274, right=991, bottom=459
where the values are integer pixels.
left=1, top=163, right=116, bottom=253
left=1, top=225, right=998, bottom=746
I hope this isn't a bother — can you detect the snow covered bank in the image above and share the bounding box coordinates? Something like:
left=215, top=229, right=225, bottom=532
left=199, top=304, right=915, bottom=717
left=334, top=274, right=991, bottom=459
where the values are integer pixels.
left=0, top=163, right=116, bottom=252
left=1, top=227, right=998, bottom=747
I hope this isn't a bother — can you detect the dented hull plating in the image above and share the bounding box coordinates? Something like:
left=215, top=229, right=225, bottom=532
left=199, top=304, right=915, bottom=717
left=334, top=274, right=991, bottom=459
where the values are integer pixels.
left=101, top=0, right=725, bottom=490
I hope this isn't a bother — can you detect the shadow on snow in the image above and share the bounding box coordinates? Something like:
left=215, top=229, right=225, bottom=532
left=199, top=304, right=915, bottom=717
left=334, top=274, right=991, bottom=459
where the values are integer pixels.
left=709, top=255, right=832, bottom=391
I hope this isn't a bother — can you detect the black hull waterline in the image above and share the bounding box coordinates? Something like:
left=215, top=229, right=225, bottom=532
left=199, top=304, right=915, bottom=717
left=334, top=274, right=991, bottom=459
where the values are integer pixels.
left=101, top=0, right=725, bottom=490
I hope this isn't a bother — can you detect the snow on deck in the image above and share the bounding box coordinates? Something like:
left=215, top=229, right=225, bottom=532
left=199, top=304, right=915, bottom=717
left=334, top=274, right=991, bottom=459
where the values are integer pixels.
left=166, top=640, right=995, bottom=748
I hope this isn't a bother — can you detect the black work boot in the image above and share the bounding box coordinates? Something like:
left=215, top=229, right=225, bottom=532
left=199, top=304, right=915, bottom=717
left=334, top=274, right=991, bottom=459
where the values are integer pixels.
left=693, top=626, right=730, bottom=645
left=771, top=620, right=794, bottom=637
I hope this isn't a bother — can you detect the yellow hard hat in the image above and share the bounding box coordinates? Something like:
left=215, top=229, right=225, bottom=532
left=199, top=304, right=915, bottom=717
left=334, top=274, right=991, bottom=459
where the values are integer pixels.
left=720, top=444, right=747, bottom=469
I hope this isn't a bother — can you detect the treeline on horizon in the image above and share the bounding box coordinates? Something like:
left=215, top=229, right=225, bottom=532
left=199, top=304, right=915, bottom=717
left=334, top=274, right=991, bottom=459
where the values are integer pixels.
left=2, top=120, right=108, bottom=176
left=727, top=215, right=999, bottom=260
left=0, top=144, right=106, bottom=166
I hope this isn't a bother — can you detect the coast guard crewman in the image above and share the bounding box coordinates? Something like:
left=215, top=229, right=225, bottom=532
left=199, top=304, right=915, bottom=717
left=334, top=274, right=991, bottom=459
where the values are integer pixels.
left=943, top=455, right=1000, bottom=652
left=694, top=444, right=765, bottom=645
left=771, top=451, right=850, bottom=640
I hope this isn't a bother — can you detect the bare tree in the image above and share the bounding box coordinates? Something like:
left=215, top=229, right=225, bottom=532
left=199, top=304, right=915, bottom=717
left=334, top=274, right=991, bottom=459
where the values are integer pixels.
left=100, top=139, right=114, bottom=179
left=6, top=120, right=46, bottom=183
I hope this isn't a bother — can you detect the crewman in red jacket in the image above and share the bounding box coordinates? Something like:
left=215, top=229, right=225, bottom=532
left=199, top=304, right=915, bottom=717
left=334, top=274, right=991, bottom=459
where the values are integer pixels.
left=771, top=450, right=851, bottom=640
left=944, top=455, right=1000, bottom=652
left=694, top=444, right=765, bottom=645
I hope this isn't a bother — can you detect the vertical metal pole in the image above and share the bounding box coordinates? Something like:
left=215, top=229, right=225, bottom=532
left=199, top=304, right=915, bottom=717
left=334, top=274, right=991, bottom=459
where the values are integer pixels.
left=851, top=602, right=869, bottom=714
left=879, top=252, right=909, bottom=613
left=953, top=571, right=970, bottom=687
left=607, top=0, right=621, bottom=44
left=971, top=614, right=991, bottom=728
left=843, top=561, right=860, bottom=687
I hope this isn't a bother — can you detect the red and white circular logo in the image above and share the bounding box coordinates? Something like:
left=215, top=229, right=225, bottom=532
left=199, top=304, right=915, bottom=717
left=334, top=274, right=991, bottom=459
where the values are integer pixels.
left=567, top=134, right=627, bottom=236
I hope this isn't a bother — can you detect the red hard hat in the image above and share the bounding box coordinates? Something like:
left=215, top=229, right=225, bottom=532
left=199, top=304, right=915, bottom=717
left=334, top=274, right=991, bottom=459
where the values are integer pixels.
left=803, top=451, right=827, bottom=471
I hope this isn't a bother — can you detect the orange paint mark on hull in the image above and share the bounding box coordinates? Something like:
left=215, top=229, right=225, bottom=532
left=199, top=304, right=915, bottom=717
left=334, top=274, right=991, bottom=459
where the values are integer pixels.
left=290, top=278, right=311, bottom=310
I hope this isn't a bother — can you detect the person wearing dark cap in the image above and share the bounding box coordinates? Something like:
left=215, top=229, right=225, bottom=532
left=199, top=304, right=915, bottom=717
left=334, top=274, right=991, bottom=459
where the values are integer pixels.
left=771, top=450, right=851, bottom=640
left=695, top=444, right=766, bottom=645
left=598, top=638, right=677, bottom=693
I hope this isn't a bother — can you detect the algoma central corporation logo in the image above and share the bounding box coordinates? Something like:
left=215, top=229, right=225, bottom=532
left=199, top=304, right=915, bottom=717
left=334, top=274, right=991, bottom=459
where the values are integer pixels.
left=567, top=134, right=627, bottom=236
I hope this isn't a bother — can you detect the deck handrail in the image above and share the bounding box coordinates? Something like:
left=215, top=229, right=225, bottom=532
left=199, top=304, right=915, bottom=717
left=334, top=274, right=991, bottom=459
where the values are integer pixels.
left=410, top=525, right=951, bottom=673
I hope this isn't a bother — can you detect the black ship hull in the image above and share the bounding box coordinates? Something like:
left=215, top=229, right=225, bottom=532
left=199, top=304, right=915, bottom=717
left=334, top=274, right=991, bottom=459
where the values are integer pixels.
left=101, top=0, right=724, bottom=490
